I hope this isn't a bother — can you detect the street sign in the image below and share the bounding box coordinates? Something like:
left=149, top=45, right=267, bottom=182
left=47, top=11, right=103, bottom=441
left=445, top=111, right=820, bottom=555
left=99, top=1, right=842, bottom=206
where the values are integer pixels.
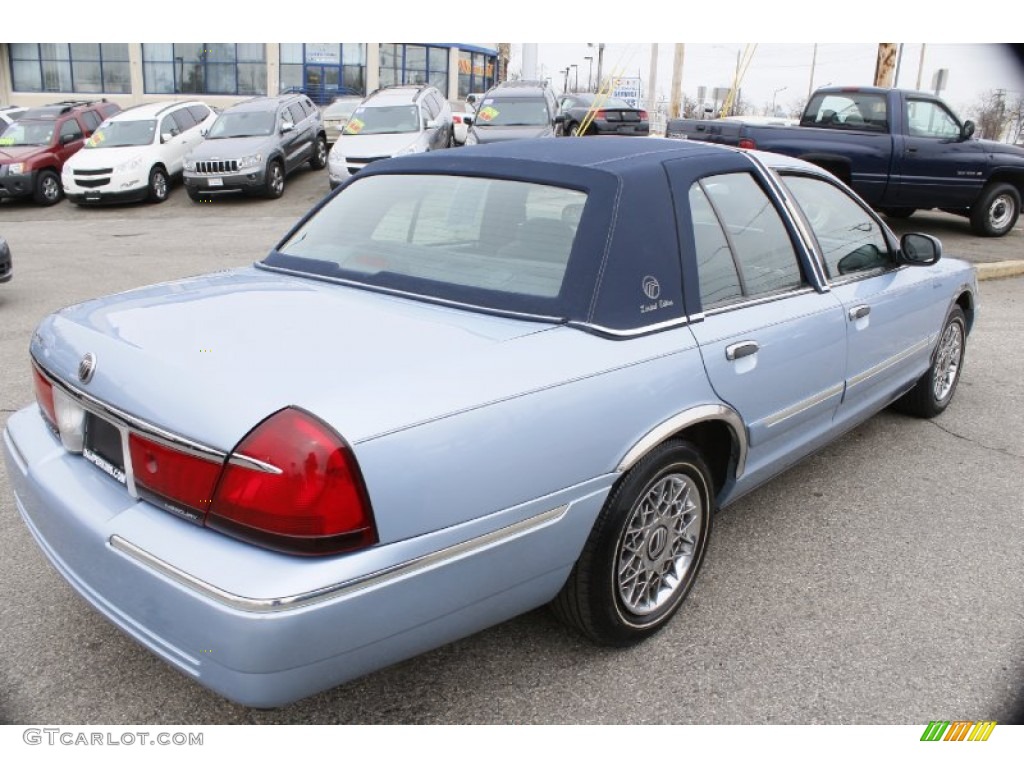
left=612, top=77, right=643, bottom=108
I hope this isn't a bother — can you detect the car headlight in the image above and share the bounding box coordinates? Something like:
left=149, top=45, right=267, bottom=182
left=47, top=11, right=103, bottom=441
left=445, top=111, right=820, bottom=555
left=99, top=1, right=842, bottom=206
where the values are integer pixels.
left=114, top=155, right=144, bottom=173
left=9, top=162, right=24, bottom=175
left=464, top=132, right=478, bottom=146
left=238, top=153, right=263, bottom=170
left=183, top=159, right=196, bottom=172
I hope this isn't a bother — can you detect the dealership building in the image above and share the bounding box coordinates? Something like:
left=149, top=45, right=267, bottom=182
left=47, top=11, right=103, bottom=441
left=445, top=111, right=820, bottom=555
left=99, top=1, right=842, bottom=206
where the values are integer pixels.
left=0, top=43, right=500, bottom=109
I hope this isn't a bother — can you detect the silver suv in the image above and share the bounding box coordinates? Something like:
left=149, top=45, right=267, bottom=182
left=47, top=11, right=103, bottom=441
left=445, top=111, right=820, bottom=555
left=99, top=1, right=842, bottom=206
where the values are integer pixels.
left=327, top=84, right=453, bottom=189
left=183, top=94, right=327, bottom=201
left=464, top=81, right=562, bottom=145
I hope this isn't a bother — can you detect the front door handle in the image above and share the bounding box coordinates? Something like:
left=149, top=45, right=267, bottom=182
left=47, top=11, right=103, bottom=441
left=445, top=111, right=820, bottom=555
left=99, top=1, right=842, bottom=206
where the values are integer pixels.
left=849, top=305, right=871, bottom=321
left=725, top=341, right=760, bottom=361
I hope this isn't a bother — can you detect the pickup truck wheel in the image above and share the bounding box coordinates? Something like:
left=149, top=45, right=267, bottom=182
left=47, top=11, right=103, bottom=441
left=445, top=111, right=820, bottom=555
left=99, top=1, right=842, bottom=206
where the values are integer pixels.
left=264, top=161, right=285, bottom=199
left=34, top=170, right=62, bottom=206
left=970, top=182, right=1020, bottom=237
left=880, top=207, right=916, bottom=219
left=894, top=306, right=967, bottom=418
left=551, top=439, right=713, bottom=646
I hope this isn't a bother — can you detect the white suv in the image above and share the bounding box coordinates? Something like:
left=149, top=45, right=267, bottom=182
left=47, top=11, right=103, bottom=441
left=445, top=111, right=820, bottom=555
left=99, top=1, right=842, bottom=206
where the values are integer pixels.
left=63, top=100, right=216, bottom=205
left=327, top=84, right=453, bottom=189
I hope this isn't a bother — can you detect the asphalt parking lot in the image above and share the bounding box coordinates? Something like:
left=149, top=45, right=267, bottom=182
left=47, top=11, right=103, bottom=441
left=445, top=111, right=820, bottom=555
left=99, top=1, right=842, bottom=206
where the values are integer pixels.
left=1, top=165, right=1022, bottom=724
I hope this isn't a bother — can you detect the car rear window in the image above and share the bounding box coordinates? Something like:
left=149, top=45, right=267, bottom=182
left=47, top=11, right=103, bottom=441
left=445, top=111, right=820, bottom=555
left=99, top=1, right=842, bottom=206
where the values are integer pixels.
left=267, top=174, right=587, bottom=313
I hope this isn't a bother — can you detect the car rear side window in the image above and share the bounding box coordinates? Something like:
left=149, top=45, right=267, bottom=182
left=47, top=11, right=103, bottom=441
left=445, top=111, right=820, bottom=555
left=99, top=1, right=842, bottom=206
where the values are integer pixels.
left=275, top=174, right=585, bottom=302
left=691, top=172, right=805, bottom=303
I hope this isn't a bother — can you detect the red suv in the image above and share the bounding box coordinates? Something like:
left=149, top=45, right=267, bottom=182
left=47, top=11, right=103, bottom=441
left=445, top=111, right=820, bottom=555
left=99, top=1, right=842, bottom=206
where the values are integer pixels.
left=0, top=100, right=120, bottom=205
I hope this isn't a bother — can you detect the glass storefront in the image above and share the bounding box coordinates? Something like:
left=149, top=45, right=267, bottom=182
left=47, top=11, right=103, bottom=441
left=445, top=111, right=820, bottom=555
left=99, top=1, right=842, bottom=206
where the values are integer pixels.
left=142, top=44, right=267, bottom=95
left=279, top=44, right=366, bottom=103
left=458, top=50, right=496, bottom=97
left=9, top=43, right=131, bottom=94
left=378, top=44, right=449, bottom=93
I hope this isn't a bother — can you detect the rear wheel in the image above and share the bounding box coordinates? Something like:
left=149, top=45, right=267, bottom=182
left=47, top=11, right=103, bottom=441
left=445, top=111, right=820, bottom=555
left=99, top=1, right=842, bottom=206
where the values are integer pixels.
left=880, top=207, right=916, bottom=219
left=970, top=182, right=1020, bottom=237
left=34, top=170, right=62, bottom=206
left=552, top=440, right=714, bottom=646
left=264, top=161, right=285, bottom=199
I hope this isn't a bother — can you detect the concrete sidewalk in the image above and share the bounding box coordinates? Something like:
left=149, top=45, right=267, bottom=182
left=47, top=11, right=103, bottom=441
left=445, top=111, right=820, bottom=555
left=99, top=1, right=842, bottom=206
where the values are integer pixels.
left=976, top=260, right=1024, bottom=281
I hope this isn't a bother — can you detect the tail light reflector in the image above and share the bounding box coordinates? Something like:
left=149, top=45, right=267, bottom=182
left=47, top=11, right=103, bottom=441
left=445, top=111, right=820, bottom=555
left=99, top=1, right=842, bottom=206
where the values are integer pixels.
left=453, top=115, right=462, bottom=124
left=129, top=434, right=223, bottom=521
left=208, top=407, right=377, bottom=556
left=639, top=110, right=649, bottom=120
left=594, top=110, right=607, bottom=120
left=738, top=138, right=757, bottom=150
left=32, top=366, right=57, bottom=428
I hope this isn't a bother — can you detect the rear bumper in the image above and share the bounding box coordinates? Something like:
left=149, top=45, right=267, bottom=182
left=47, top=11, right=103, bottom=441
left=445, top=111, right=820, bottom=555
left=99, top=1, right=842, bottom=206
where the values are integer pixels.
left=4, top=406, right=606, bottom=707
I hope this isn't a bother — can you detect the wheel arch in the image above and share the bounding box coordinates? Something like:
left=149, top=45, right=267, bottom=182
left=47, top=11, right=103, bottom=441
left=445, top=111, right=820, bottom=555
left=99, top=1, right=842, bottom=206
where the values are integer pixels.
left=954, top=289, right=976, bottom=335
left=985, top=170, right=1024, bottom=199
left=616, top=405, right=748, bottom=496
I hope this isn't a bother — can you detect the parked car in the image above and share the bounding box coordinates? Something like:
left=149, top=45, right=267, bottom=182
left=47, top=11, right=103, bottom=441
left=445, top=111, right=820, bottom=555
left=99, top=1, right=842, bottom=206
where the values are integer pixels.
left=62, top=101, right=217, bottom=205
left=667, top=86, right=1024, bottom=237
left=449, top=99, right=474, bottom=145
left=464, top=80, right=562, bottom=145
left=0, top=100, right=121, bottom=205
left=321, top=96, right=364, bottom=144
left=558, top=93, right=650, bottom=137
left=5, top=138, right=976, bottom=708
left=327, top=84, right=453, bottom=188
left=183, top=94, right=327, bottom=201
left=0, top=106, right=27, bottom=131
left=0, top=236, right=11, bottom=284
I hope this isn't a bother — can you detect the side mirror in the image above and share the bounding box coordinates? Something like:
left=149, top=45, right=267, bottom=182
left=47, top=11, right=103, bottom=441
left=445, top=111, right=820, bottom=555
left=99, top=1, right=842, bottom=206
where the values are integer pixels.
left=960, top=120, right=975, bottom=141
left=426, top=118, right=440, bottom=129
left=61, top=135, right=80, bottom=145
left=467, top=95, right=476, bottom=105
left=160, top=132, right=174, bottom=143
left=464, top=116, right=473, bottom=126
left=554, top=114, right=566, bottom=124
left=899, top=233, right=942, bottom=266
left=200, top=128, right=208, bottom=138
left=281, top=121, right=295, bottom=133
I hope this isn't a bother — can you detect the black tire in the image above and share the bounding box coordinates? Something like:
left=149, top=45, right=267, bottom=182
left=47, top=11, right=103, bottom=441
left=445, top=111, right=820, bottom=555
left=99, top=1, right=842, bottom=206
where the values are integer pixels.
left=263, top=160, right=285, bottom=199
left=894, top=306, right=967, bottom=418
left=566, top=122, right=581, bottom=137
left=552, top=439, right=714, bottom=646
left=880, top=207, right=916, bottom=219
left=309, top=135, right=328, bottom=170
left=147, top=166, right=170, bottom=203
left=970, top=182, right=1020, bottom=237
left=33, top=169, right=62, bottom=206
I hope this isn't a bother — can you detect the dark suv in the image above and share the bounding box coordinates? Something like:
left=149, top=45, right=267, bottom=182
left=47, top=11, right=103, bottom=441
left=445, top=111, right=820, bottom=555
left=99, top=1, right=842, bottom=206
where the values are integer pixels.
left=0, top=100, right=121, bottom=205
left=464, top=81, right=562, bottom=145
left=183, top=94, right=327, bottom=201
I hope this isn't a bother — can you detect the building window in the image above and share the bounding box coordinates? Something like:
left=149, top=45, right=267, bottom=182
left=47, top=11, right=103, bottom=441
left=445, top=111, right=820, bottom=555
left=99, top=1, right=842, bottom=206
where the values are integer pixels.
left=458, top=51, right=496, bottom=97
left=379, top=44, right=450, bottom=94
left=142, top=44, right=267, bottom=96
left=9, top=43, right=131, bottom=94
left=279, top=44, right=365, bottom=103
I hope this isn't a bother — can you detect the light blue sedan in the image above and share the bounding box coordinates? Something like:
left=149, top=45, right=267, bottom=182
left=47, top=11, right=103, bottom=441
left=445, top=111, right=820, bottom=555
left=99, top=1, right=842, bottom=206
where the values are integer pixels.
left=3, top=138, right=977, bottom=707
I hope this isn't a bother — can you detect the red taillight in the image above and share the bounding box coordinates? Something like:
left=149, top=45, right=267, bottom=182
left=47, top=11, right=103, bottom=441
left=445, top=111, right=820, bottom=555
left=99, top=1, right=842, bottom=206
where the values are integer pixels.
left=207, top=407, right=377, bottom=556
left=453, top=115, right=462, bottom=124
left=129, top=433, right=223, bottom=521
left=32, top=366, right=57, bottom=427
left=594, top=110, right=607, bottom=120
left=738, top=138, right=757, bottom=150
left=639, top=110, right=648, bottom=121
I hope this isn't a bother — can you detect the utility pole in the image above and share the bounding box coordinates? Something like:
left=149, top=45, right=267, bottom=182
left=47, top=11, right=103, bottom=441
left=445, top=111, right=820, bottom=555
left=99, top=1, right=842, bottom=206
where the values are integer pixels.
left=669, top=44, right=684, bottom=119
left=571, top=64, right=578, bottom=93
left=497, top=43, right=511, bottom=83
left=807, top=43, right=817, bottom=101
left=647, top=43, right=659, bottom=117
left=592, top=43, right=605, bottom=91
left=893, top=43, right=904, bottom=87
left=916, top=44, right=927, bottom=90
left=873, top=43, right=898, bottom=88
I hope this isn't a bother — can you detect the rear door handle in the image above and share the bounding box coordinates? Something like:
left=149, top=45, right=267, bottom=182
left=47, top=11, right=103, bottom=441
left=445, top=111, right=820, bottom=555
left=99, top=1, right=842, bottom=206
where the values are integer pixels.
left=849, top=305, right=871, bottom=320
left=725, top=341, right=759, bottom=361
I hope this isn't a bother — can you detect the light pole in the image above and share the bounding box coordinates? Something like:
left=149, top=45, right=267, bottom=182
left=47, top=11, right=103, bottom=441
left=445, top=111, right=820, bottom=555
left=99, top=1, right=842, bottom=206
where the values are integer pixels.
left=584, top=56, right=593, bottom=91
left=771, top=86, right=787, bottom=117
left=570, top=64, right=578, bottom=93
left=589, top=43, right=605, bottom=91
left=560, top=68, right=569, bottom=94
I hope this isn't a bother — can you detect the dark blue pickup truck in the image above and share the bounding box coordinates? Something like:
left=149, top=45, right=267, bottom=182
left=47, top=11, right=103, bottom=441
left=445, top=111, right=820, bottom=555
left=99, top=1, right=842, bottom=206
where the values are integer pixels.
left=667, top=86, right=1024, bottom=237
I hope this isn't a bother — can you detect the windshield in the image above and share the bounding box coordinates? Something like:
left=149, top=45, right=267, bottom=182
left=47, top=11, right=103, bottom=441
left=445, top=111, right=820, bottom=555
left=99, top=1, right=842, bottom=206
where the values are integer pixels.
left=207, top=111, right=276, bottom=138
left=86, top=120, right=156, bottom=148
left=474, top=98, right=550, bottom=127
left=265, top=174, right=587, bottom=314
left=0, top=121, right=55, bottom=147
left=343, top=106, right=419, bottom=135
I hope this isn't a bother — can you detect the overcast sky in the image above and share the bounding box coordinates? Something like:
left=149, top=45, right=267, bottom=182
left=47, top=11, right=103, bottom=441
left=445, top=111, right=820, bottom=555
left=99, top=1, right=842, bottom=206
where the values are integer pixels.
left=515, top=44, right=1024, bottom=117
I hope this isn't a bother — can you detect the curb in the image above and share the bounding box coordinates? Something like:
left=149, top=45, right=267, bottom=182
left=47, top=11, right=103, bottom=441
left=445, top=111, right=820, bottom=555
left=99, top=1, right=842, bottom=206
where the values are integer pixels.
left=976, top=260, right=1024, bottom=281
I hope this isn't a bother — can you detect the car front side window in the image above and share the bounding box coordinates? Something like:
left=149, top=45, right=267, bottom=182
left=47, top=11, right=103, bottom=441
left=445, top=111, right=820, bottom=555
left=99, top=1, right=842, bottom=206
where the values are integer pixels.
left=780, top=174, right=893, bottom=278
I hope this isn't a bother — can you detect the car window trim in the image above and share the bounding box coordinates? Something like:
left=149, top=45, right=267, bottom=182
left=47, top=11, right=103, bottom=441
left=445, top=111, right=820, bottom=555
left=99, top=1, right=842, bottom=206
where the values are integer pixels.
left=701, top=285, right=819, bottom=317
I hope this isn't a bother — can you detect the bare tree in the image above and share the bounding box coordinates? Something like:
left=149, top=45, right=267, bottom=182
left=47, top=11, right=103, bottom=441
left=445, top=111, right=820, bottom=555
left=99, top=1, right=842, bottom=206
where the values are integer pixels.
left=784, top=97, right=807, bottom=120
left=968, top=90, right=1012, bottom=141
left=682, top=94, right=698, bottom=119
left=1005, top=93, right=1024, bottom=144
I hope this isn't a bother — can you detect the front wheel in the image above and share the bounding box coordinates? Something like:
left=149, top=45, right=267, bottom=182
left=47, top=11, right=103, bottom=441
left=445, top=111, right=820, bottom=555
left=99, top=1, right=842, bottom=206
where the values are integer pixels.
left=552, top=440, right=714, bottom=646
left=263, top=161, right=285, bottom=199
left=309, top=135, right=327, bottom=170
left=147, top=166, right=169, bottom=203
left=970, top=182, right=1020, bottom=237
left=34, top=170, right=62, bottom=206
left=894, top=306, right=967, bottom=418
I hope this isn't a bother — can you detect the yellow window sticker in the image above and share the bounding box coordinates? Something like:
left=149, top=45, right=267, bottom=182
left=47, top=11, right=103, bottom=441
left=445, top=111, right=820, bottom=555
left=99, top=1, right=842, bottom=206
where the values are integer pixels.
left=344, top=118, right=365, bottom=135
left=477, top=106, right=499, bottom=122
left=86, top=130, right=105, bottom=148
